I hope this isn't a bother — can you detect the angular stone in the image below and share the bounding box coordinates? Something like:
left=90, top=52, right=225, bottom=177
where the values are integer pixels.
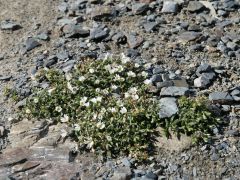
left=156, top=81, right=174, bottom=89
left=161, top=1, right=179, bottom=13
left=111, top=166, right=132, bottom=180
left=0, top=21, right=21, bottom=30
left=209, top=92, right=234, bottom=104
left=90, top=26, right=110, bottom=41
left=112, top=32, right=127, bottom=44
left=187, top=1, right=205, bottom=12
left=173, top=79, right=189, bottom=88
left=25, top=38, right=41, bottom=51
left=178, top=32, right=202, bottom=43
left=160, top=86, right=190, bottom=97
left=132, top=3, right=149, bottom=15
left=143, top=22, right=158, bottom=32
left=63, top=24, right=89, bottom=38
left=159, top=97, right=179, bottom=118
left=91, top=6, right=115, bottom=20
left=127, top=34, right=143, bottom=49
left=194, top=76, right=210, bottom=88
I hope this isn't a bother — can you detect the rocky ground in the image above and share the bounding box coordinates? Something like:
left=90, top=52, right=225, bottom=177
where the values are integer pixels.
left=0, top=0, right=240, bottom=179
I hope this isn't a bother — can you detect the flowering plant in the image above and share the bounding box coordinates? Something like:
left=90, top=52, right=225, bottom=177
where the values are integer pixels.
left=24, top=55, right=159, bottom=158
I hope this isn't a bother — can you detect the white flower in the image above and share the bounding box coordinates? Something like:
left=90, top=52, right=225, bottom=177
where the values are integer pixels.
left=101, top=107, right=106, bottom=113
left=104, top=64, right=111, bottom=71
left=60, top=129, right=68, bottom=138
left=26, top=109, right=31, bottom=114
left=117, top=65, right=124, bottom=72
left=120, top=107, right=127, bottom=114
left=48, top=88, right=55, bottom=95
left=132, top=94, right=139, bottom=100
left=111, top=85, right=118, bottom=90
left=121, top=53, right=130, bottom=64
left=106, top=135, right=112, bottom=142
left=87, top=140, right=94, bottom=149
left=33, top=98, right=39, bottom=103
left=96, top=88, right=101, bottom=93
left=124, top=92, right=130, bottom=98
left=61, top=114, right=69, bottom=123
left=129, top=87, right=138, bottom=94
left=135, top=63, right=140, bottom=68
left=109, top=107, right=117, bottom=113
left=116, top=100, right=123, bottom=107
left=141, top=71, right=148, bottom=77
left=74, top=124, right=80, bottom=131
left=102, top=89, right=109, bottom=95
left=144, top=63, right=151, bottom=69
left=80, top=97, right=87, bottom=105
left=67, top=82, right=78, bottom=94
left=96, top=122, right=105, bottom=129
left=95, top=79, right=100, bottom=84
left=65, top=73, right=72, bottom=81
left=78, top=76, right=86, bottom=82
left=127, top=71, right=136, bottom=77
left=84, top=102, right=90, bottom=107
left=144, top=79, right=152, bottom=85
left=55, top=106, right=62, bottom=112
left=96, top=96, right=102, bottom=102
left=90, top=98, right=97, bottom=104
left=120, top=77, right=125, bottom=82
left=89, top=68, right=94, bottom=73
left=93, top=114, right=97, bottom=120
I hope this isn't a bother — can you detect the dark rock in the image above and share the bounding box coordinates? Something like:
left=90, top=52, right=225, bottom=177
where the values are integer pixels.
left=25, top=38, right=41, bottom=51
left=178, top=31, right=202, bottom=43
left=0, top=20, right=21, bottom=30
left=160, top=86, right=190, bottom=97
left=44, top=56, right=58, bottom=67
left=187, top=1, right=205, bottom=12
left=56, top=51, right=69, bottom=60
left=91, top=6, right=116, bottom=20
left=125, top=49, right=140, bottom=58
left=196, top=64, right=212, bottom=76
left=90, top=25, right=110, bottom=41
left=0, top=75, right=12, bottom=81
left=143, top=22, right=158, bottom=32
left=159, top=97, right=179, bottom=118
left=210, top=153, right=219, bottom=161
left=111, top=166, right=132, bottom=180
left=145, top=172, right=158, bottom=180
left=161, top=1, right=179, bottom=13
left=209, top=92, right=234, bottom=104
left=132, top=3, right=149, bottom=15
left=36, top=32, right=50, bottom=41
left=63, top=24, right=89, bottom=38
left=127, top=34, right=143, bottom=49
left=156, top=81, right=174, bottom=89
left=112, top=32, right=127, bottom=44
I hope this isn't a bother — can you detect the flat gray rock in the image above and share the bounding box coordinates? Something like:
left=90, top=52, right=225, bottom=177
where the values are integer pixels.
left=161, top=1, right=179, bottom=13
left=160, top=86, right=190, bottom=97
left=25, top=38, right=41, bottom=51
left=132, top=3, right=149, bottom=15
left=187, top=1, right=205, bottom=12
left=209, top=92, right=234, bottom=104
left=159, top=97, right=179, bottom=118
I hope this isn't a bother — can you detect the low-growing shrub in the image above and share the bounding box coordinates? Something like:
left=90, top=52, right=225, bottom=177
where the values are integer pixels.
left=162, top=96, right=220, bottom=143
left=24, top=56, right=159, bottom=158
left=21, top=55, right=220, bottom=158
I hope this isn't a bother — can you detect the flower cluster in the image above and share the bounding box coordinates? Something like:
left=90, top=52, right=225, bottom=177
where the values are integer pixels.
left=24, top=56, right=159, bottom=159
